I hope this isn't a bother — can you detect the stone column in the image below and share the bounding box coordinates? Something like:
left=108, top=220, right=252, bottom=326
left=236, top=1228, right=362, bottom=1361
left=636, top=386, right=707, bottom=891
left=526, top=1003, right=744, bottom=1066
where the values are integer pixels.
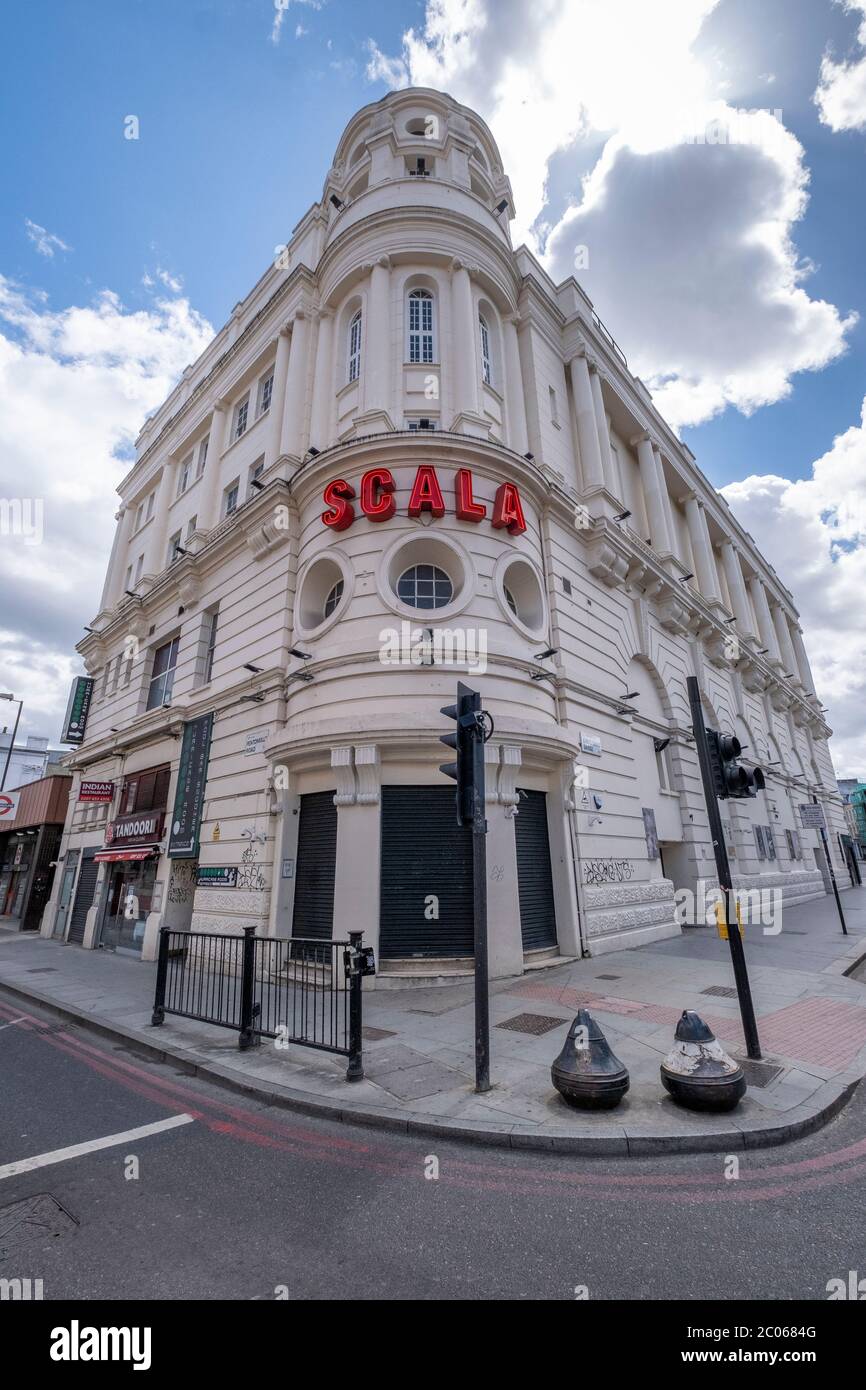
left=772, top=604, right=801, bottom=685
left=684, top=493, right=721, bottom=604
left=747, top=576, right=782, bottom=664
left=199, top=399, right=230, bottom=530
left=308, top=309, right=334, bottom=451
left=720, top=539, right=754, bottom=635
left=362, top=257, right=392, bottom=427
left=791, top=624, right=818, bottom=698
left=502, top=312, right=529, bottom=455
left=634, top=433, right=673, bottom=555
left=450, top=259, right=480, bottom=428
left=267, top=325, right=292, bottom=464
left=569, top=353, right=605, bottom=490
left=144, top=460, right=176, bottom=578
left=331, top=745, right=382, bottom=961
left=589, top=363, right=617, bottom=497
left=103, top=504, right=134, bottom=610
left=279, top=310, right=311, bottom=459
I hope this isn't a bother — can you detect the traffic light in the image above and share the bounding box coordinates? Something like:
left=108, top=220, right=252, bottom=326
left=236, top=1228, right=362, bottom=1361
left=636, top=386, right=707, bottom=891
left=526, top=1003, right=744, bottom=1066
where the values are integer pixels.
left=706, top=729, right=765, bottom=799
left=440, top=681, right=481, bottom=826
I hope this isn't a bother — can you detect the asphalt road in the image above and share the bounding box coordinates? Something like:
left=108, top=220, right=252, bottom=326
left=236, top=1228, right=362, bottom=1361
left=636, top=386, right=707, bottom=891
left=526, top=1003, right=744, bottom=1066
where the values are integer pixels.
left=2, top=985, right=865, bottom=1303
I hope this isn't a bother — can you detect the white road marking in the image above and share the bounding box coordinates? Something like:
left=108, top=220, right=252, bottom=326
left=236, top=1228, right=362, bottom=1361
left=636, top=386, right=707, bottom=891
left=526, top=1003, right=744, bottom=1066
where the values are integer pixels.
left=0, top=1016, right=28, bottom=1030
left=0, top=1113, right=194, bottom=1180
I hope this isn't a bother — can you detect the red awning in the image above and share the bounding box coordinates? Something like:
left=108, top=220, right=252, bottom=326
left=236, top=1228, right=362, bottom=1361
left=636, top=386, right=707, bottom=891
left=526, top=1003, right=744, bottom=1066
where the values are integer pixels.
left=93, top=847, right=159, bottom=863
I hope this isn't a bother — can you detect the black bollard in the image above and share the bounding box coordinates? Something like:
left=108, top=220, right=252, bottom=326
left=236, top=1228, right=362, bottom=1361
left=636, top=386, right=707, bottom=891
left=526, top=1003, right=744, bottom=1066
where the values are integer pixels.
left=551, top=1008, right=629, bottom=1109
left=660, top=1010, right=746, bottom=1111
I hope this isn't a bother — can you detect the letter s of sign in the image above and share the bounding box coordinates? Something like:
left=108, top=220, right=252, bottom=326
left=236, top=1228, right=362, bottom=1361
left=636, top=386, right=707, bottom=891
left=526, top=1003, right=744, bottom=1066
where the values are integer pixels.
left=322, top=478, right=356, bottom=531
left=360, top=468, right=396, bottom=522
left=491, top=481, right=527, bottom=535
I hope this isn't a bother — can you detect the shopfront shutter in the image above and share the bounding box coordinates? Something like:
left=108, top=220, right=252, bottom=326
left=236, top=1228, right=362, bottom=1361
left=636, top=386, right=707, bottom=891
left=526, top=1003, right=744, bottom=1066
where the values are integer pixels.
left=379, top=786, right=473, bottom=958
left=67, top=849, right=99, bottom=945
left=291, top=791, right=337, bottom=942
left=515, top=789, right=557, bottom=951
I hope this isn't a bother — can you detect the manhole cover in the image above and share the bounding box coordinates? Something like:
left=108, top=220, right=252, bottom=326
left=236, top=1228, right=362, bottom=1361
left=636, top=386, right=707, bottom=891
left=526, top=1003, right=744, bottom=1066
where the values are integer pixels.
left=26, top=968, right=57, bottom=974
left=0, top=1193, right=78, bottom=1258
left=496, top=1012, right=565, bottom=1036
left=361, top=1026, right=397, bottom=1042
left=737, top=1058, right=784, bottom=1089
left=596, top=974, right=621, bottom=981
left=701, top=985, right=737, bottom=998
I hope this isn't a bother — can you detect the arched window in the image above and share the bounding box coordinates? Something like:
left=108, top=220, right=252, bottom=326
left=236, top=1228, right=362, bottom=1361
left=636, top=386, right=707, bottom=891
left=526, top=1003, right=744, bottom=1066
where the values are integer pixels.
left=324, top=579, right=344, bottom=619
left=347, top=309, right=362, bottom=383
left=407, top=289, right=435, bottom=364
left=479, top=314, right=492, bottom=385
left=397, top=563, right=452, bottom=610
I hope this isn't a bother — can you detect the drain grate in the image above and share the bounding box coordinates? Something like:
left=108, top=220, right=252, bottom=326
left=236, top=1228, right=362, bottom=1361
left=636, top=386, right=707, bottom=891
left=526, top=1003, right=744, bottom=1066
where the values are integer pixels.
left=701, top=985, right=737, bottom=998
left=26, top=967, right=57, bottom=974
left=596, top=974, right=621, bottom=981
left=496, top=1012, right=566, bottom=1037
left=362, top=1026, right=397, bottom=1042
left=737, top=1058, right=784, bottom=1089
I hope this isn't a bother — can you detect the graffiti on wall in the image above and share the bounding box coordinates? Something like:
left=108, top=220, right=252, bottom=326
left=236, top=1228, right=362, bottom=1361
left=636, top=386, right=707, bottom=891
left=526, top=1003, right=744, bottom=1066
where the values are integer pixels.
left=582, top=858, right=634, bottom=887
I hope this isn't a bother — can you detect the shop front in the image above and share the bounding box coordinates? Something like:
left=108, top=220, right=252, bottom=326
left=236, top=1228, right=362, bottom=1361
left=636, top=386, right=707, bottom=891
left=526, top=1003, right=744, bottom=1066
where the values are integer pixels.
left=94, top=799, right=166, bottom=955
left=0, top=775, right=71, bottom=931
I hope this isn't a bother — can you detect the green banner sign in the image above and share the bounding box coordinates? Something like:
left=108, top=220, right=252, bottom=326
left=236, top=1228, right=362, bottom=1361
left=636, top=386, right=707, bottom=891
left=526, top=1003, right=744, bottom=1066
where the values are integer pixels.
left=61, top=676, right=94, bottom=746
left=168, top=713, right=214, bottom=859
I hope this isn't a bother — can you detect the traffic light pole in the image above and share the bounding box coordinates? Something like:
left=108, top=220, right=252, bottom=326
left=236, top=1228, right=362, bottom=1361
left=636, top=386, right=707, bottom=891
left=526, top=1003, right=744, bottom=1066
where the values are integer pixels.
left=813, top=795, right=848, bottom=935
left=687, top=677, right=762, bottom=1060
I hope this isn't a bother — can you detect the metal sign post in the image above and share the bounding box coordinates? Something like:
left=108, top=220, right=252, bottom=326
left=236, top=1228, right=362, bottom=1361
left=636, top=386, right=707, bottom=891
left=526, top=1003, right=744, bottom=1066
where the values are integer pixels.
left=801, top=800, right=848, bottom=935
left=687, top=677, right=762, bottom=1060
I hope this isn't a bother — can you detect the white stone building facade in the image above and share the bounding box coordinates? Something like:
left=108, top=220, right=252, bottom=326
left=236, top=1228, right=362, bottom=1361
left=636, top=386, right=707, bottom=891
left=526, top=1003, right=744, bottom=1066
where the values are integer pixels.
left=43, top=88, right=849, bottom=979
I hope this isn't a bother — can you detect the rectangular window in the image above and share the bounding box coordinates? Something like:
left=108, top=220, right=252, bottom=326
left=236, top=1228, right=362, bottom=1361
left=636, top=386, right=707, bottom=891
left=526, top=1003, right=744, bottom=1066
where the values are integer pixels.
left=146, top=492, right=155, bottom=522
left=258, top=373, right=274, bottom=417
left=406, top=418, right=437, bottom=431
left=134, top=503, right=144, bottom=532
left=166, top=531, right=182, bottom=566
left=124, top=564, right=133, bottom=592
left=408, top=292, right=434, bottom=364
left=248, top=458, right=264, bottom=493
left=204, top=610, right=218, bottom=684
left=186, top=515, right=197, bottom=540
left=146, top=637, right=180, bottom=711
left=754, top=825, right=766, bottom=861
left=177, top=454, right=193, bottom=497
left=224, top=481, right=239, bottom=517
left=765, top=827, right=776, bottom=861
left=134, top=554, right=144, bottom=584
left=196, top=436, right=209, bottom=479
left=233, top=397, right=249, bottom=440
left=549, top=385, right=559, bottom=426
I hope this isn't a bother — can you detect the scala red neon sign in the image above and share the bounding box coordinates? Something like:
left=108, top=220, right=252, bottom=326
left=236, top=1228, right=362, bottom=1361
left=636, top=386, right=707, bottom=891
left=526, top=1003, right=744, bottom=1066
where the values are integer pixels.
left=322, top=467, right=527, bottom=535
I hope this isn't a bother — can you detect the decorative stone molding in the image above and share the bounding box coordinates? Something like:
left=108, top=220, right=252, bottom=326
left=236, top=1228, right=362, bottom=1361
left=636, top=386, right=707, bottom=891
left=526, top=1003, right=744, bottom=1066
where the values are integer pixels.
left=353, top=744, right=381, bottom=805
left=585, top=537, right=630, bottom=588
left=176, top=574, right=201, bottom=609
left=657, top=596, right=691, bottom=636
left=484, top=740, right=500, bottom=805
left=243, top=516, right=291, bottom=559
left=331, top=746, right=356, bottom=806
left=499, top=744, right=522, bottom=809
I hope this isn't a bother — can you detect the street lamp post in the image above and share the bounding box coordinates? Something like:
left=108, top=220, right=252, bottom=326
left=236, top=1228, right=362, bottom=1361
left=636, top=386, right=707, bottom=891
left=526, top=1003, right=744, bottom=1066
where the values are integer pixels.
left=1, top=694, right=23, bottom=792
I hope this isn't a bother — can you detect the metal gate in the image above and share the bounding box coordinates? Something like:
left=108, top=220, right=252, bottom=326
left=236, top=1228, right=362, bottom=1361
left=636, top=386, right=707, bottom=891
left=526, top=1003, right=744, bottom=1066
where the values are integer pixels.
left=379, top=785, right=473, bottom=958
left=515, top=789, right=557, bottom=951
left=292, top=791, right=337, bottom=942
left=67, top=849, right=98, bottom=945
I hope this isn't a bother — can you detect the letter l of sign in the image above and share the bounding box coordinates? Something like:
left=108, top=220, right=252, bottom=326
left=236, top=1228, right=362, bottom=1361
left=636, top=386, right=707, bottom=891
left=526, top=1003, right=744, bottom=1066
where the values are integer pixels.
left=454, top=468, right=486, bottom=522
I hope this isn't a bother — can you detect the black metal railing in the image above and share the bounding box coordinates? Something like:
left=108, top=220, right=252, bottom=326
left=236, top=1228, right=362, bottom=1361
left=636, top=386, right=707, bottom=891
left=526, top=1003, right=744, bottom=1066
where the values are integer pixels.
left=151, top=927, right=369, bottom=1081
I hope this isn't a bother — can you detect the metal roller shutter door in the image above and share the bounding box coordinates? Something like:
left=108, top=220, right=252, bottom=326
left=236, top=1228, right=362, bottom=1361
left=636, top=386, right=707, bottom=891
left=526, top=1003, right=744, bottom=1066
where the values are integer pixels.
left=380, top=786, right=473, bottom=958
left=515, top=789, right=557, bottom=951
left=292, top=791, right=337, bottom=941
left=67, top=850, right=99, bottom=945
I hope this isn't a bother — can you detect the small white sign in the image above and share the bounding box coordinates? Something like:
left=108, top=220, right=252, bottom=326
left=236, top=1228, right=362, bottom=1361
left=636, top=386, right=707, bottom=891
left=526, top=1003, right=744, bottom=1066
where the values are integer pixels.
left=244, top=729, right=270, bottom=757
left=799, top=804, right=826, bottom=830
left=580, top=732, right=602, bottom=756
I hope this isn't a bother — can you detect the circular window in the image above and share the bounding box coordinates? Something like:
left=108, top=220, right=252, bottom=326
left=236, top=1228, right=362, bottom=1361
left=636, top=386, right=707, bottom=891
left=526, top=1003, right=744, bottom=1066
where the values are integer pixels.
left=396, top=564, right=453, bottom=610
left=296, top=553, right=351, bottom=636
left=324, top=579, right=344, bottom=619
left=497, top=557, right=547, bottom=637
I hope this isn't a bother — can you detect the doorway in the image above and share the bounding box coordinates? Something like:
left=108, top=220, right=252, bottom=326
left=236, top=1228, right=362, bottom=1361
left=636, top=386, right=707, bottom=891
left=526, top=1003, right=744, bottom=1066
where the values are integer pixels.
left=53, top=850, right=81, bottom=939
left=99, top=858, right=157, bottom=954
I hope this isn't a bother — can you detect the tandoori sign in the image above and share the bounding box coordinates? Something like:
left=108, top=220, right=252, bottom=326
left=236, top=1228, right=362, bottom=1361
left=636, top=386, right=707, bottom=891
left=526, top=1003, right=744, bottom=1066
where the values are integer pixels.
left=322, top=467, right=527, bottom=535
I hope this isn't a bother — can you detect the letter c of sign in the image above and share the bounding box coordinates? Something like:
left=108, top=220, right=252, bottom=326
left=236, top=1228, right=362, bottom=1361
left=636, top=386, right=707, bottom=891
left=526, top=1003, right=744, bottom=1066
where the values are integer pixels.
left=322, top=478, right=356, bottom=531
left=360, top=468, right=396, bottom=522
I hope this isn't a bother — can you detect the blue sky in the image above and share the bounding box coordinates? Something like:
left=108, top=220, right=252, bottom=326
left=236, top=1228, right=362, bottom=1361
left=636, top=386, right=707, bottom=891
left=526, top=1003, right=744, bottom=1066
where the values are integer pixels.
left=1, top=0, right=866, bottom=769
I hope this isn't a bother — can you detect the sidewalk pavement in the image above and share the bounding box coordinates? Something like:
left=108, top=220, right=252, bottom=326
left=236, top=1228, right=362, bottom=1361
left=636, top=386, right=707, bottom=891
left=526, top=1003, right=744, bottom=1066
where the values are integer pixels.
left=2, top=887, right=866, bottom=1156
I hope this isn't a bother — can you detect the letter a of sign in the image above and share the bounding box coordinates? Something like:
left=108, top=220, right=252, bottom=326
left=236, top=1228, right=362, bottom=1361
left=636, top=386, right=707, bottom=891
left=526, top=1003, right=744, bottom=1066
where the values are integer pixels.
left=491, top=481, right=527, bottom=535
left=322, top=478, right=355, bottom=531
left=407, top=466, right=446, bottom=518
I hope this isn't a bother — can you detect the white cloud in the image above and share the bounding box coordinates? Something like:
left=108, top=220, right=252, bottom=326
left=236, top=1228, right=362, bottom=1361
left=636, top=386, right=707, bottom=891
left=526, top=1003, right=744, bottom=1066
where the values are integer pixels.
left=367, top=0, right=856, bottom=429
left=270, top=0, right=324, bottom=47
left=0, top=276, right=213, bottom=742
left=814, top=0, right=866, bottom=131
left=721, top=397, right=866, bottom=776
left=24, top=219, right=71, bottom=259
left=156, top=267, right=183, bottom=292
